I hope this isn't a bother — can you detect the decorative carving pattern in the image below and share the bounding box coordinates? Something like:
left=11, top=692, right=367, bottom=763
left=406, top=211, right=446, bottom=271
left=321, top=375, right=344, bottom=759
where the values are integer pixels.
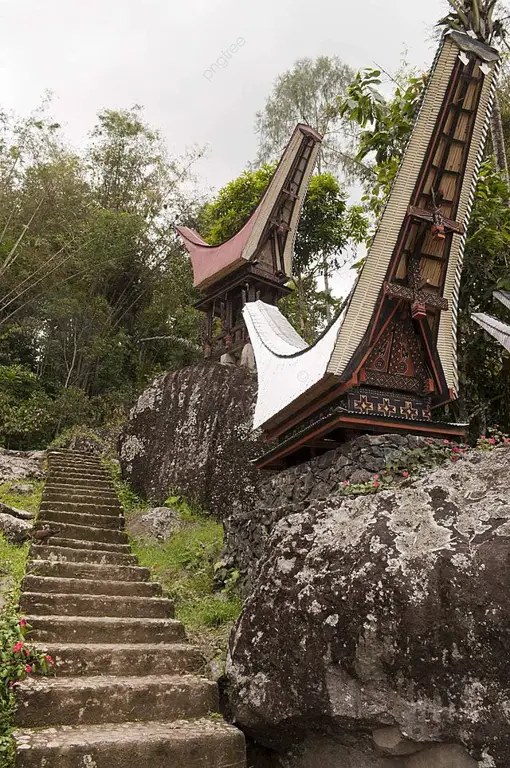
left=365, top=329, right=392, bottom=373
left=365, top=371, right=422, bottom=393
left=377, top=398, right=397, bottom=416
left=348, top=388, right=432, bottom=422
left=353, top=395, right=374, bottom=413
left=363, top=310, right=429, bottom=394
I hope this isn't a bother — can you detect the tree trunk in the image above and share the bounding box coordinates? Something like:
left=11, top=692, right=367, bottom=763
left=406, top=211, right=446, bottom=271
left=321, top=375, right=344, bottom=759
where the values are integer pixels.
left=490, top=93, right=509, bottom=184
left=296, top=273, right=306, bottom=335
left=323, top=255, right=332, bottom=323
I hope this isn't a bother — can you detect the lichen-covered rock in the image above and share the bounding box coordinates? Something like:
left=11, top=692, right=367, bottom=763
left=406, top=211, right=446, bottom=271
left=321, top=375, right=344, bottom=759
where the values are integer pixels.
left=119, top=363, right=265, bottom=518
left=0, top=501, right=34, bottom=521
left=0, top=449, right=45, bottom=484
left=0, top=511, right=32, bottom=543
left=225, top=434, right=445, bottom=585
left=227, top=446, right=510, bottom=766
left=127, top=507, right=182, bottom=541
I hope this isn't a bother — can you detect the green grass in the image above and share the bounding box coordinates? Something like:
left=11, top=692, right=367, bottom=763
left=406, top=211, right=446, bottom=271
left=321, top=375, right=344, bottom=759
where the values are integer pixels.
left=131, top=516, right=242, bottom=632
left=0, top=480, right=42, bottom=601
left=0, top=480, right=43, bottom=517
left=0, top=536, right=29, bottom=600
left=0, top=479, right=43, bottom=765
left=102, top=462, right=243, bottom=656
left=102, top=458, right=148, bottom=517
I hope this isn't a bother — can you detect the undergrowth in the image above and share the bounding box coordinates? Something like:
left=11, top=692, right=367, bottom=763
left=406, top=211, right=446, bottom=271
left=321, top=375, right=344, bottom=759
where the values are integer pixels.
left=0, top=481, right=50, bottom=766
left=0, top=481, right=43, bottom=517
left=339, top=427, right=510, bottom=497
left=103, top=459, right=243, bottom=657
left=131, top=508, right=242, bottom=632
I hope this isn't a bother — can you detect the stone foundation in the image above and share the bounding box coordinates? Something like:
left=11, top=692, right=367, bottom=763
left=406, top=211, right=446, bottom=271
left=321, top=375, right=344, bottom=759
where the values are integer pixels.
left=224, top=433, right=442, bottom=583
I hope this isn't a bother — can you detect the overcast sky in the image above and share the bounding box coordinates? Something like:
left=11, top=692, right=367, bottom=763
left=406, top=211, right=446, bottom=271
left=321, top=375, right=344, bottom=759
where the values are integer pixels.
left=1, top=0, right=448, bottom=191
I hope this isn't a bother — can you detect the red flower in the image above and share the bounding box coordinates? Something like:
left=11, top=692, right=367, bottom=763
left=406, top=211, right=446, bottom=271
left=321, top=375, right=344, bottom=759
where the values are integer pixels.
left=402, top=471, right=409, bottom=478
left=18, top=618, right=27, bottom=629
left=12, top=642, right=24, bottom=653
left=45, top=655, right=54, bottom=666
left=488, top=438, right=496, bottom=445
left=24, top=665, right=32, bottom=674
left=373, top=474, right=380, bottom=481
left=373, top=481, right=380, bottom=489
left=452, top=446, right=460, bottom=453
left=342, top=480, right=349, bottom=487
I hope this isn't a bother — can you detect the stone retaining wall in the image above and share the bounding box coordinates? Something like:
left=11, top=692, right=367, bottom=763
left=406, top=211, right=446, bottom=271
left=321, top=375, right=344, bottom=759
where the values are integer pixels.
left=224, top=433, right=441, bottom=582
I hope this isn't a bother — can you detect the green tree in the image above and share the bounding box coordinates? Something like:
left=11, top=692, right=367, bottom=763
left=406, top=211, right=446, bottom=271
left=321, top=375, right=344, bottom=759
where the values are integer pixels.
left=338, top=67, right=425, bottom=216
left=200, top=168, right=367, bottom=337
left=254, top=56, right=365, bottom=180
left=0, top=103, right=203, bottom=448
left=198, top=165, right=274, bottom=245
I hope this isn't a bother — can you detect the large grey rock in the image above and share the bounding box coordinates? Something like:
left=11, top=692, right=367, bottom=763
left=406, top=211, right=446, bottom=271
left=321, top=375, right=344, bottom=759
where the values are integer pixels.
left=10, top=483, right=35, bottom=495
left=0, top=511, right=32, bottom=543
left=128, top=507, right=182, bottom=541
left=119, top=363, right=265, bottom=519
left=0, top=501, right=34, bottom=521
left=282, top=736, right=477, bottom=768
left=227, top=446, right=510, bottom=766
left=224, top=434, right=445, bottom=585
left=0, top=448, right=45, bottom=483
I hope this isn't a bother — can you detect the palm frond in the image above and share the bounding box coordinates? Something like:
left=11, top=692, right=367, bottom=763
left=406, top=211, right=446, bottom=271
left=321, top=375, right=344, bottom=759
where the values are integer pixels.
left=447, top=0, right=471, bottom=27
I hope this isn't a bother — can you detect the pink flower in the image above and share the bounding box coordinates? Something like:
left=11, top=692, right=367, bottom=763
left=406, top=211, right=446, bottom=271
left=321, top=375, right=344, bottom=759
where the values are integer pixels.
left=504, top=438, right=510, bottom=444
left=8, top=681, right=17, bottom=689
left=452, top=446, right=460, bottom=453
left=373, top=474, right=380, bottom=481
left=45, top=655, right=54, bottom=666
left=480, top=435, right=486, bottom=440
left=18, top=618, right=27, bottom=629
left=443, top=439, right=450, bottom=445
left=488, top=438, right=496, bottom=445
left=342, top=480, right=349, bottom=487
left=402, top=471, right=409, bottom=478
left=24, top=665, right=32, bottom=674
left=373, top=481, right=380, bottom=489
left=12, top=642, right=24, bottom=653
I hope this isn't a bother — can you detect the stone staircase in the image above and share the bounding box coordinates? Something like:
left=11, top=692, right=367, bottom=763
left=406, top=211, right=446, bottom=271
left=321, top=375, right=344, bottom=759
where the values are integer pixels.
left=14, top=449, right=246, bottom=768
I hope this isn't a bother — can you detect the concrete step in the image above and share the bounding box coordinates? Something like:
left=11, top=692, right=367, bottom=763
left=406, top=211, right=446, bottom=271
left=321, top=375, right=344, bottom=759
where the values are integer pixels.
left=20, top=592, right=174, bottom=619
left=26, top=559, right=150, bottom=583
left=15, top=675, right=217, bottom=727
left=32, top=537, right=130, bottom=554
left=48, top=462, right=104, bottom=472
left=29, top=545, right=136, bottom=565
left=31, top=642, right=203, bottom=677
left=26, top=615, right=186, bottom=644
left=33, top=522, right=128, bottom=546
left=22, top=575, right=161, bottom=598
left=42, top=489, right=119, bottom=503
left=40, top=500, right=122, bottom=516
left=48, top=459, right=103, bottom=469
left=48, top=468, right=109, bottom=480
left=38, top=509, right=124, bottom=530
left=44, top=478, right=115, bottom=491
left=14, top=718, right=246, bottom=768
